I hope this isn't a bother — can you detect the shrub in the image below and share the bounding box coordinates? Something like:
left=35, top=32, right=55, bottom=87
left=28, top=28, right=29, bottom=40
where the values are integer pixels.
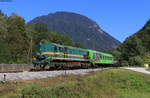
left=121, top=60, right=129, bottom=66
left=129, top=56, right=143, bottom=66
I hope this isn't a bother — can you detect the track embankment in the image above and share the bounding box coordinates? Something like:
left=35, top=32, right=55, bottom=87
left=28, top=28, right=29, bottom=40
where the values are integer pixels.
left=0, top=68, right=102, bottom=81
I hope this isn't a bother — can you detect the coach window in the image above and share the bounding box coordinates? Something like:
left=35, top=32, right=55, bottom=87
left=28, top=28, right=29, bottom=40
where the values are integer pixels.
left=100, top=55, right=102, bottom=59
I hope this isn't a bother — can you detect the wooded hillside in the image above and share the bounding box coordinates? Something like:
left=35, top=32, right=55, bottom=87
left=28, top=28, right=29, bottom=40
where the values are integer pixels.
left=0, top=11, right=73, bottom=64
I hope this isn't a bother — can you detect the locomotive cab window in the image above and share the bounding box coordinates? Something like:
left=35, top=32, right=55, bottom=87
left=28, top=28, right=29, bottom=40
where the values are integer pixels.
left=59, top=47, right=63, bottom=52
left=54, top=46, right=58, bottom=52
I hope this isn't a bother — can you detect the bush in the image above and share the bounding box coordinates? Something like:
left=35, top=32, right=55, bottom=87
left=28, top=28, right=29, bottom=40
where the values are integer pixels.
left=129, top=56, right=144, bottom=66
left=121, top=60, right=129, bottom=66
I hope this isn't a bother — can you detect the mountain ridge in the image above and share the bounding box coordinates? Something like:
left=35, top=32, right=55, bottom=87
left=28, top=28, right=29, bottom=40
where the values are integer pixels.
left=28, top=11, right=121, bottom=50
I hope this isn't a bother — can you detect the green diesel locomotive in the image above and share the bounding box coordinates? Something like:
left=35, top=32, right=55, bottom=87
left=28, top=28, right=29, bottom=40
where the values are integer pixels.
left=33, top=42, right=114, bottom=69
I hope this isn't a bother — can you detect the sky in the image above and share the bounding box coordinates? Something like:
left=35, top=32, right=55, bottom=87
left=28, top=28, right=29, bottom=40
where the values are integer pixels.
left=0, top=0, right=150, bottom=42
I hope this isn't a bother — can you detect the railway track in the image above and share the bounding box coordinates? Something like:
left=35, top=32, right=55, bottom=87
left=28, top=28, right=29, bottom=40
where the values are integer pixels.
left=0, top=64, right=108, bottom=73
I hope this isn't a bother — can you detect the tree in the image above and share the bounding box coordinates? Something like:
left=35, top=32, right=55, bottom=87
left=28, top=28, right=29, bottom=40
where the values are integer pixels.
left=33, top=23, right=48, bottom=33
left=50, top=31, right=72, bottom=45
left=32, top=23, right=73, bottom=46
left=136, top=20, right=150, bottom=52
left=0, top=12, right=8, bottom=40
left=121, top=60, right=129, bottom=66
left=119, top=35, right=145, bottom=66
left=111, top=50, right=121, bottom=60
left=120, top=35, right=144, bottom=59
left=6, top=13, right=29, bottom=63
left=74, top=42, right=84, bottom=48
left=0, top=11, right=74, bottom=64
left=0, top=11, right=10, bottom=63
left=0, top=10, right=4, bottom=16
left=143, top=53, right=150, bottom=65
left=129, top=56, right=143, bottom=66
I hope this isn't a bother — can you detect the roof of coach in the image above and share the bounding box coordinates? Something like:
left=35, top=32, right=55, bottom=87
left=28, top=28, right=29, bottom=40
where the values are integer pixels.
left=87, top=49, right=113, bottom=57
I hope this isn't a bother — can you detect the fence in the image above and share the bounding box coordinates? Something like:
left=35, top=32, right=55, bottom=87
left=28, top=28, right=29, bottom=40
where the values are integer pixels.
left=0, top=64, right=33, bottom=72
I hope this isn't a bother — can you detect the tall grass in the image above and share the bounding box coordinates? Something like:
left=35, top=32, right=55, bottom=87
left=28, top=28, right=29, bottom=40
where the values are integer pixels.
left=1, top=68, right=150, bottom=98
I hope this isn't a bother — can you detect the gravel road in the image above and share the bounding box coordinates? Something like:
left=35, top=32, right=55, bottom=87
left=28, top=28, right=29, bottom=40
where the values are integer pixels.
left=0, top=68, right=102, bottom=81
left=123, top=67, right=150, bottom=74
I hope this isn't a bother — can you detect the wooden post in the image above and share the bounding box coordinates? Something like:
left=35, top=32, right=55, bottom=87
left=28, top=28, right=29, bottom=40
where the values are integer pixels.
left=3, top=74, right=6, bottom=82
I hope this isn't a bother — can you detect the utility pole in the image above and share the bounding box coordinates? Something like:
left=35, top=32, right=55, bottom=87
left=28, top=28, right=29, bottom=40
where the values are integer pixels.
left=30, top=37, right=32, bottom=64
left=27, top=36, right=33, bottom=64
left=27, top=43, right=30, bottom=64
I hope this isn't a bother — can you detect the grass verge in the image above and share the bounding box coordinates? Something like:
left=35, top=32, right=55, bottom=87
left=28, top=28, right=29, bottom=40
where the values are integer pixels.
left=146, top=67, right=150, bottom=71
left=0, top=68, right=150, bottom=98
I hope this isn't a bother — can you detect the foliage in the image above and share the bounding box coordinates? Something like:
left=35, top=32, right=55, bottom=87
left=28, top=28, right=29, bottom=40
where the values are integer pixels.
left=143, top=53, right=150, bottom=65
left=120, top=35, right=145, bottom=60
left=119, top=35, right=145, bottom=66
left=0, top=12, right=29, bottom=63
left=136, top=20, right=150, bottom=51
left=7, top=13, right=29, bottom=63
left=0, top=10, right=73, bottom=64
left=31, top=22, right=73, bottom=45
left=73, top=42, right=85, bottom=48
left=121, top=60, right=129, bottom=66
left=146, top=67, right=150, bottom=71
left=119, top=20, right=150, bottom=66
left=111, top=50, right=121, bottom=60
left=128, top=56, right=144, bottom=66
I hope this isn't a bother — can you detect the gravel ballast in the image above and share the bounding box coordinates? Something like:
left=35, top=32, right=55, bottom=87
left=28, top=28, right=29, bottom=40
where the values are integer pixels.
left=0, top=68, right=102, bottom=81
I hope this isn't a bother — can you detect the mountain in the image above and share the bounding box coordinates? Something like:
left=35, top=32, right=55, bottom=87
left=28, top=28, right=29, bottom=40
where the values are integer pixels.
left=28, top=11, right=121, bottom=50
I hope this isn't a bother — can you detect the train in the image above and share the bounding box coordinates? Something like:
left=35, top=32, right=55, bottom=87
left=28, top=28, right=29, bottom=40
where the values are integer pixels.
left=33, top=42, right=116, bottom=70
